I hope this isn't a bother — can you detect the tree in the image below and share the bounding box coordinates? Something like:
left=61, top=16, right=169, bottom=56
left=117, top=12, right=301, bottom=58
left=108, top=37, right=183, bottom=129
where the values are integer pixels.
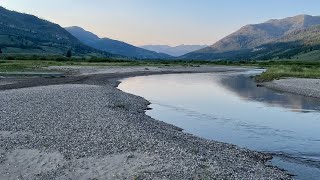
left=66, top=49, right=72, bottom=58
left=0, top=48, right=2, bottom=54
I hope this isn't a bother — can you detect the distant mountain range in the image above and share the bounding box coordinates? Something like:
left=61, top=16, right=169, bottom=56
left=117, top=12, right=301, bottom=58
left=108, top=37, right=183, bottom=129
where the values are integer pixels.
left=0, top=6, right=112, bottom=57
left=65, top=26, right=172, bottom=59
left=140, top=45, right=207, bottom=57
left=182, top=15, right=320, bottom=61
left=1, top=5, right=320, bottom=61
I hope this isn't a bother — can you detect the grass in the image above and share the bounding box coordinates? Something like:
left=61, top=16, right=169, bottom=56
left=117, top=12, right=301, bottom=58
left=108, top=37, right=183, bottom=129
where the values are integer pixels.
left=255, top=64, right=320, bottom=82
left=1, top=56, right=320, bottom=82
left=0, top=60, right=34, bottom=72
left=0, top=59, right=150, bottom=72
left=0, top=58, right=228, bottom=72
left=0, top=55, right=266, bottom=72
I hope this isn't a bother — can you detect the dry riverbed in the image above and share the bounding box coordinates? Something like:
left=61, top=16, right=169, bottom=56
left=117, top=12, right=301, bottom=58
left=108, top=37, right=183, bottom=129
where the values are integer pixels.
left=0, top=66, right=291, bottom=179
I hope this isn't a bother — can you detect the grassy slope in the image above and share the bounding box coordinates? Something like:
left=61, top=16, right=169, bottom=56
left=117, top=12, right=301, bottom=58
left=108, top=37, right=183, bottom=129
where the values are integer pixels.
left=0, top=7, right=113, bottom=57
left=288, top=50, right=320, bottom=61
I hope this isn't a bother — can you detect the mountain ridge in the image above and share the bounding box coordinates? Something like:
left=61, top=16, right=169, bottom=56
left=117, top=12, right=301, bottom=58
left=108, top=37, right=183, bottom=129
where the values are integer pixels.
left=0, top=6, right=113, bottom=57
left=66, top=26, right=172, bottom=59
left=182, top=14, right=320, bottom=60
left=140, top=44, right=207, bottom=57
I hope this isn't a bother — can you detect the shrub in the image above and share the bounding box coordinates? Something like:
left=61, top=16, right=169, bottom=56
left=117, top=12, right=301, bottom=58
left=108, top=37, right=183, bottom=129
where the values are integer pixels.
left=66, top=49, right=72, bottom=58
left=6, top=56, right=15, bottom=60
left=290, top=66, right=304, bottom=72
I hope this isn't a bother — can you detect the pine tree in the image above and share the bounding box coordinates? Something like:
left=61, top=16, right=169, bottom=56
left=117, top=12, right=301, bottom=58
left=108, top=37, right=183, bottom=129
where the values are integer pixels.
left=66, top=49, right=72, bottom=58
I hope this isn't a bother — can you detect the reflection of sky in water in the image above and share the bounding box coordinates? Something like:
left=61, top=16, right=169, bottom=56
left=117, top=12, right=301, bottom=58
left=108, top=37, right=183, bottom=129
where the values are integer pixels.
left=119, top=72, right=320, bottom=180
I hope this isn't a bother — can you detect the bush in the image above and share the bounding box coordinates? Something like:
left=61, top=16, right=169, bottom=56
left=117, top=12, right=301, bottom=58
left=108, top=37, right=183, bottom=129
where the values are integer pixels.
left=66, top=49, right=72, bottom=58
left=55, top=57, right=68, bottom=61
left=6, top=56, right=15, bottom=60
left=290, top=66, right=304, bottom=72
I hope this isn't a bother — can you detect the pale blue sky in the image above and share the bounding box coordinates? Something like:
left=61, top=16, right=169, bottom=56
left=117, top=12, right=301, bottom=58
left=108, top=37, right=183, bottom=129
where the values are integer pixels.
left=1, top=0, right=320, bottom=46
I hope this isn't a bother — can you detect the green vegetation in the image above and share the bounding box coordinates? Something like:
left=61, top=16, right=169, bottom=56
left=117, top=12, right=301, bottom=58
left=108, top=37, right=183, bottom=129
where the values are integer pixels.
left=0, top=59, right=131, bottom=72
left=0, top=55, right=253, bottom=72
left=255, top=61, right=320, bottom=82
left=182, top=17, right=320, bottom=61
left=1, top=55, right=320, bottom=82
left=0, top=7, right=114, bottom=58
left=66, top=49, right=72, bottom=58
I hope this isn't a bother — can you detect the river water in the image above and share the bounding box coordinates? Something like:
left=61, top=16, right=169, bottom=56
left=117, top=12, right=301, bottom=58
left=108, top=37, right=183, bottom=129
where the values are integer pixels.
left=118, top=70, right=320, bottom=179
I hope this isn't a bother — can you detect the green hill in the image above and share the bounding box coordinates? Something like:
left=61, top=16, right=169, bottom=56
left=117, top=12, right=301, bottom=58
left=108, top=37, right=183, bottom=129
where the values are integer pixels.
left=0, top=7, right=114, bottom=57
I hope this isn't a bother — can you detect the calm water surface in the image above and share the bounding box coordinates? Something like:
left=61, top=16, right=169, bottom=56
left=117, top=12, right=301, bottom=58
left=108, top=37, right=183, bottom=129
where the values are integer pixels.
left=118, top=70, right=320, bottom=180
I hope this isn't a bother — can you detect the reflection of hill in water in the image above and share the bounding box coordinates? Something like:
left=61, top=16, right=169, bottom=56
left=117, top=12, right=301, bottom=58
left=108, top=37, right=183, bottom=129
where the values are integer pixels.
left=218, top=75, right=320, bottom=112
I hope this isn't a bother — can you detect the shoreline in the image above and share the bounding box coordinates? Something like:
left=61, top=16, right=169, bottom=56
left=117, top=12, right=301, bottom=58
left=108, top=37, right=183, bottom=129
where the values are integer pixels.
left=0, top=66, right=291, bottom=179
left=262, top=78, right=320, bottom=99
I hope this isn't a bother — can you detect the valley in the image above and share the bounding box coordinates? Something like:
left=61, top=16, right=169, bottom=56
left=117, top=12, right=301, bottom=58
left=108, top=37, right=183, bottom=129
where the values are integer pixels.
left=1, top=3, right=320, bottom=180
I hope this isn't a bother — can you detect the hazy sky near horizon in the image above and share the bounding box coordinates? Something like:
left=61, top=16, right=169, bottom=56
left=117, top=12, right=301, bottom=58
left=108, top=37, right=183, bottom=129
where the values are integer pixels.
left=1, top=0, right=320, bottom=46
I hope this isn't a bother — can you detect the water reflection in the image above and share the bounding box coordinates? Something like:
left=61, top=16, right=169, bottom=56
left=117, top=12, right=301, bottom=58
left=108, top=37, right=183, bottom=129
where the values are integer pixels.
left=118, top=71, right=320, bottom=180
left=219, top=73, right=320, bottom=113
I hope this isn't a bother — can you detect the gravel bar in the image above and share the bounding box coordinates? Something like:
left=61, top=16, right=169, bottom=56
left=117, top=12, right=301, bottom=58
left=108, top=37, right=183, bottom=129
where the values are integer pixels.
left=263, top=78, right=320, bottom=99
left=0, top=66, right=291, bottom=179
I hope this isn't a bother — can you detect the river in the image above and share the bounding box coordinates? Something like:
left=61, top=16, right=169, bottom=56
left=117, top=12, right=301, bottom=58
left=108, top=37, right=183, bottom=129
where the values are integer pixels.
left=118, top=70, right=320, bottom=179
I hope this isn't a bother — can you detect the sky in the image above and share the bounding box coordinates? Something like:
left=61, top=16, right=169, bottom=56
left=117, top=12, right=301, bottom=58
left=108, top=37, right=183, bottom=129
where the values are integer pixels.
left=1, top=0, right=320, bottom=46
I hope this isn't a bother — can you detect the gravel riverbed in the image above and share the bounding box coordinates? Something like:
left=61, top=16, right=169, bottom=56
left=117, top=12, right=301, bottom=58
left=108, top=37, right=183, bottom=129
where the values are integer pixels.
left=0, top=66, right=291, bottom=179
left=263, top=78, right=320, bottom=99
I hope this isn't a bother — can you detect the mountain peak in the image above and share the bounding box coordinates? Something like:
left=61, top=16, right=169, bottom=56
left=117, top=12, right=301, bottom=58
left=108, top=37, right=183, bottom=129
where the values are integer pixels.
left=265, top=14, right=320, bottom=28
left=65, top=26, right=85, bottom=31
left=266, top=14, right=308, bottom=22
left=183, top=14, right=320, bottom=60
left=214, top=14, right=320, bottom=50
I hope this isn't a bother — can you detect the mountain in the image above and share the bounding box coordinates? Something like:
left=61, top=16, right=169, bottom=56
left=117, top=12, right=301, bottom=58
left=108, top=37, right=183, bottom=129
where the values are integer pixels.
left=245, top=25, right=320, bottom=60
left=65, top=26, right=172, bottom=59
left=276, top=24, right=320, bottom=45
left=0, top=6, right=113, bottom=57
left=184, top=25, right=320, bottom=61
left=182, top=15, right=320, bottom=60
left=140, top=45, right=207, bottom=57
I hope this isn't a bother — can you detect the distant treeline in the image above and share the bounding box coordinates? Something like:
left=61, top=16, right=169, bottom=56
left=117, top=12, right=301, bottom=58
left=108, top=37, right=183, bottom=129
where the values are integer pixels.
left=0, top=54, right=132, bottom=62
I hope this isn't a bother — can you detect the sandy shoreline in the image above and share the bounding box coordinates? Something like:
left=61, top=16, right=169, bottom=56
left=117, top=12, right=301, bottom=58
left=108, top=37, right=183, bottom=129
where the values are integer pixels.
left=0, top=66, right=291, bottom=179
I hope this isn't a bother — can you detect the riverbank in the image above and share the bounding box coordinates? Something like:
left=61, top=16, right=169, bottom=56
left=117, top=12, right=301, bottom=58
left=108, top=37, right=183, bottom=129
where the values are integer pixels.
left=262, top=78, right=320, bottom=99
left=255, top=62, right=320, bottom=82
left=0, top=66, right=291, bottom=179
left=254, top=64, right=320, bottom=99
